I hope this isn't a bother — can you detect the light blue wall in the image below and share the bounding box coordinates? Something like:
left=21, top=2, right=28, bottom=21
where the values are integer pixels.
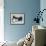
left=40, top=0, right=46, bottom=27
left=4, top=0, right=40, bottom=42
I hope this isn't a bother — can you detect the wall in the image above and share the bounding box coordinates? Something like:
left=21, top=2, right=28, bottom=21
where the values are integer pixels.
left=0, top=0, right=4, bottom=42
left=40, top=0, right=46, bottom=27
left=4, top=0, right=40, bottom=42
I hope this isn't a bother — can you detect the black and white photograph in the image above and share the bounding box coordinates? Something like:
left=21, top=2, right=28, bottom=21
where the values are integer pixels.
left=10, top=13, right=24, bottom=24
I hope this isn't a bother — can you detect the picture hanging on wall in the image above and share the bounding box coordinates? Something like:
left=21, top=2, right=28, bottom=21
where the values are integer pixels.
left=10, top=13, right=24, bottom=24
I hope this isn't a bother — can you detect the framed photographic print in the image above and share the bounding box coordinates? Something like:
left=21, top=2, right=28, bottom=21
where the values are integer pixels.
left=10, top=13, right=24, bottom=24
